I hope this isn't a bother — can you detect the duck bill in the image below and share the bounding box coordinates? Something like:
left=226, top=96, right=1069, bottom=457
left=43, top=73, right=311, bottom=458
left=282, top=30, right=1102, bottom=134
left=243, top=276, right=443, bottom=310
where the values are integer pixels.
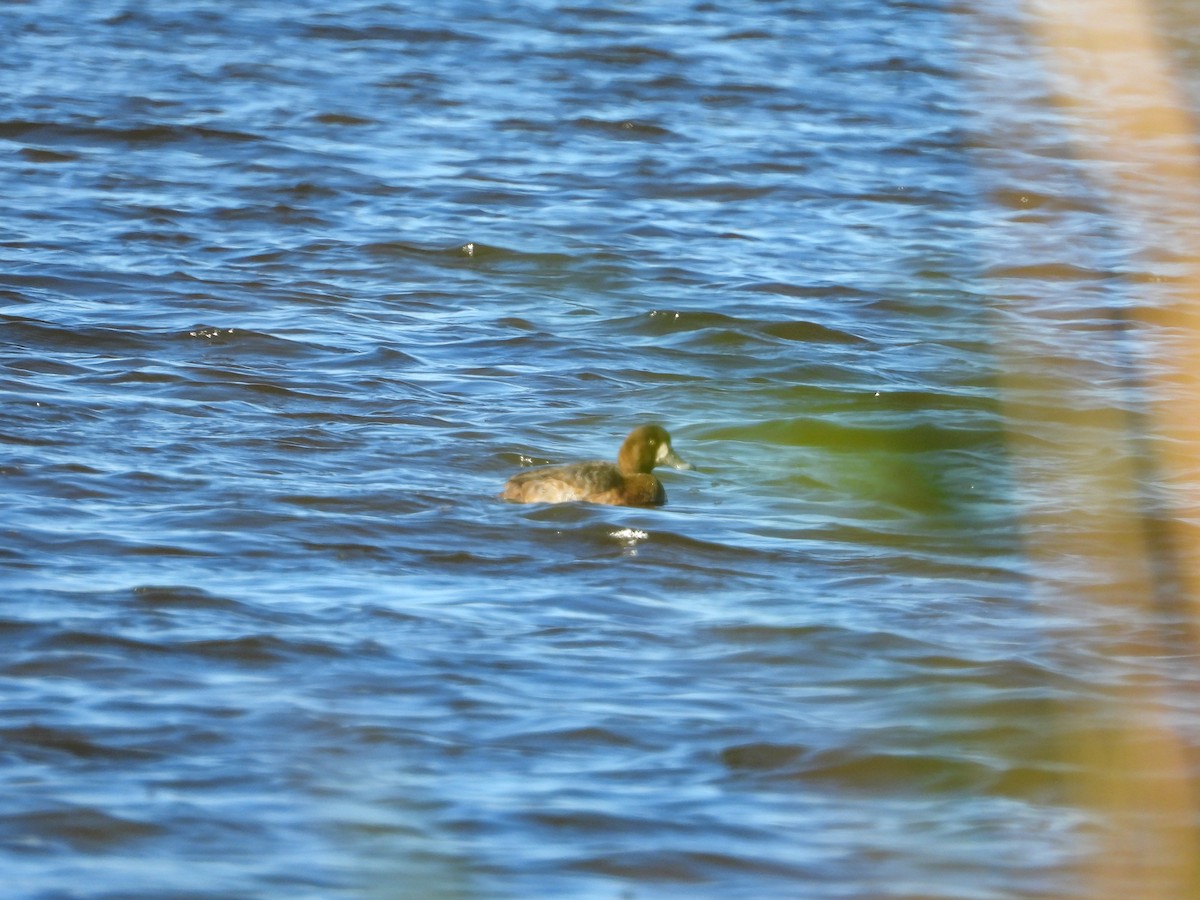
left=661, top=446, right=694, bottom=471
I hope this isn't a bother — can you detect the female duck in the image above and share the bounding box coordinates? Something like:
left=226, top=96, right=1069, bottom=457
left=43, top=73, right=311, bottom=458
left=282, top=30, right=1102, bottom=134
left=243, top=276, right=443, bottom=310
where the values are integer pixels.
left=501, top=424, right=692, bottom=507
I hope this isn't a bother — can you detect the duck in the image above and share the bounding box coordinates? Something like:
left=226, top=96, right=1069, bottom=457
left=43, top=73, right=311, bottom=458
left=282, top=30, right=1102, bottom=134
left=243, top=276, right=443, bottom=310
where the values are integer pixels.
left=501, top=424, right=693, bottom=507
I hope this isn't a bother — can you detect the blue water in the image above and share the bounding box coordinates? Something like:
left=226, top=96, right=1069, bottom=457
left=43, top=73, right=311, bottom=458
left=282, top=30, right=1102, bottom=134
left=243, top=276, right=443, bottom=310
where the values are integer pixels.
left=3, top=1, right=1199, bottom=897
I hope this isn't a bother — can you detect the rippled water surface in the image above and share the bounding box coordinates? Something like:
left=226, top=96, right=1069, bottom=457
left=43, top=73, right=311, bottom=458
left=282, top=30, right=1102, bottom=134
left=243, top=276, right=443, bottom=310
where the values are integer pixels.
left=4, top=1, right=1200, bottom=897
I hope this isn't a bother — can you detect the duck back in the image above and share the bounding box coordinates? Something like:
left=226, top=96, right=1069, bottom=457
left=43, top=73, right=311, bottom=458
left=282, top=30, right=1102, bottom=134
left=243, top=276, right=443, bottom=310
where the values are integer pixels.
left=500, top=461, right=665, bottom=506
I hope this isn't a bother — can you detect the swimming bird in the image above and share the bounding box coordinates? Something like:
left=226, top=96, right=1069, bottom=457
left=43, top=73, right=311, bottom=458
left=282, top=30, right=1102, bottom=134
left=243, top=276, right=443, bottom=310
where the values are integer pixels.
left=501, top=424, right=693, bottom=506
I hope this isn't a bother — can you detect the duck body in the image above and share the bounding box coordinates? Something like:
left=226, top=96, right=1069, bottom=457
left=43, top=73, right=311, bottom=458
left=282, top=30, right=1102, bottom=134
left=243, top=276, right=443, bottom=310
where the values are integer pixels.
left=501, top=424, right=691, bottom=507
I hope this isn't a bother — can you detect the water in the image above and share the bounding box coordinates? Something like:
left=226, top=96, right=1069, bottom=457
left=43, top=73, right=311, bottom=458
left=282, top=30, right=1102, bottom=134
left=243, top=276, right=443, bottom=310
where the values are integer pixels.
left=3, top=0, right=1199, bottom=897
